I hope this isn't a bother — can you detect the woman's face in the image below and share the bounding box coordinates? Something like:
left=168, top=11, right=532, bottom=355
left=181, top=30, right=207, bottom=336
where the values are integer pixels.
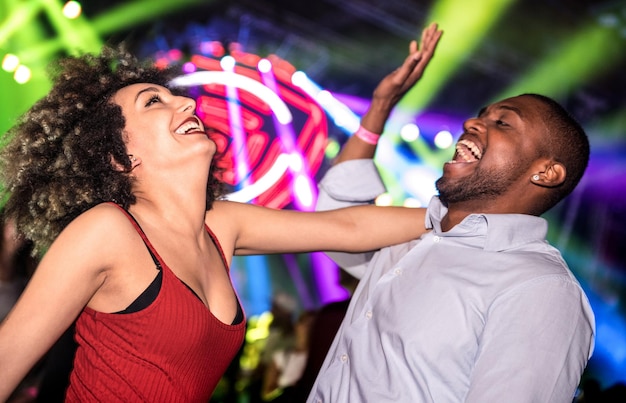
left=112, top=83, right=216, bottom=174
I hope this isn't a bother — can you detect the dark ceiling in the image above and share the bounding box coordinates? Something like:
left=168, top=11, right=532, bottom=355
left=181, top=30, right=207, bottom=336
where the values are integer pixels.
left=80, top=0, right=626, bottom=128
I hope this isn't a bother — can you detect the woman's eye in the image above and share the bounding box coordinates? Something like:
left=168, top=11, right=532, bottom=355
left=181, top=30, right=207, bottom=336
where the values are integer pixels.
left=145, top=95, right=161, bottom=107
left=495, top=119, right=508, bottom=126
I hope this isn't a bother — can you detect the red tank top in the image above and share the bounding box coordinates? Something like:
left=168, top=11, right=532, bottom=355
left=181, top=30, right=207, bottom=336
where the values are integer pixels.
left=65, top=207, right=246, bottom=402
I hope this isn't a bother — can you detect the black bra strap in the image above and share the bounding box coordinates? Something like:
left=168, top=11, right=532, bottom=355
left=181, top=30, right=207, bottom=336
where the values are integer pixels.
left=123, top=209, right=162, bottom=271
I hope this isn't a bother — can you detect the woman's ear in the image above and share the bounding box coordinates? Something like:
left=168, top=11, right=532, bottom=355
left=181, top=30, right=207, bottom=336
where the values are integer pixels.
left=128, top=154, right=142, bottom=170
left=530, top=160, right=566, bottom=188
left=110, top=154, right=141, bottom=172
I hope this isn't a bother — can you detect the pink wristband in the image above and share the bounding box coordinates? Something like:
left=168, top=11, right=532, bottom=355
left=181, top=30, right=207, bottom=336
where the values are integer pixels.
left=354, top=126, right=381, bottom=145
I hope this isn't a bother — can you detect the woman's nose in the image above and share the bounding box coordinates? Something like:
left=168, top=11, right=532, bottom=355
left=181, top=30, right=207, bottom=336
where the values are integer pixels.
left=179, top=97, right=196, bottom=113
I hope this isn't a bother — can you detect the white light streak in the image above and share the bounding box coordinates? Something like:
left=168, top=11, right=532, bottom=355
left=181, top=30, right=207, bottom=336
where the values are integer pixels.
left=171, top=71, right=293, bottom=125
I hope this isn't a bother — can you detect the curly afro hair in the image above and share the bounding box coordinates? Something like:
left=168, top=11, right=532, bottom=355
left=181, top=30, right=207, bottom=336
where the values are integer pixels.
left=0, top=46, right=224, bottom=255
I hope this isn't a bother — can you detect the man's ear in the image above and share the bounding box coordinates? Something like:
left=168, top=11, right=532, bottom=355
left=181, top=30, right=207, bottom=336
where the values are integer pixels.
left=530, top=159, right=566, bottom=188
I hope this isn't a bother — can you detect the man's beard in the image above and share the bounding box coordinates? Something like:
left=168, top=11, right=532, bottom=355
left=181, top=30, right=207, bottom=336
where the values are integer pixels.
left=435, top=163, right=525, bottom=206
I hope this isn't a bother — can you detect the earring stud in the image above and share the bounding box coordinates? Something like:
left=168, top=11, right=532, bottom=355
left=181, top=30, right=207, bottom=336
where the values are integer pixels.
left=532, top=174, right=540, bottom=181
left=128, top=154, right=137, bottom=162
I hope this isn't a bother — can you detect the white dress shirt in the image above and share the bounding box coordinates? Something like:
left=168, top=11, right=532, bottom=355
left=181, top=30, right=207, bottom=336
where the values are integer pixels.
left=308, top=159, right=595, bottom=403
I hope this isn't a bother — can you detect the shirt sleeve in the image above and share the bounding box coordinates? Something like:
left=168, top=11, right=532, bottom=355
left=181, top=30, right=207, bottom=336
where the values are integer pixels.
left=464, top=275, right=595, bottom=403
left=315, top=159, right=387, bottom=279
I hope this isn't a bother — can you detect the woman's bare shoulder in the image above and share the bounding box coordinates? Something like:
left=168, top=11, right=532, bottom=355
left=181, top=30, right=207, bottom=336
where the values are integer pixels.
left=53, top=203, right=138, bottom=254
left=71, top=202, right=131, bottom=227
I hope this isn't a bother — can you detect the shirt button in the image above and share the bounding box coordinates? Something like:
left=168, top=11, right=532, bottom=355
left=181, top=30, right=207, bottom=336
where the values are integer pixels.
left=394, top=268, right=403, bottom=276
left=433, top=235, right=441, bottom=243
left=341, top=354, right=348, bottom=362
left=365, top=310, right=373, bottom=319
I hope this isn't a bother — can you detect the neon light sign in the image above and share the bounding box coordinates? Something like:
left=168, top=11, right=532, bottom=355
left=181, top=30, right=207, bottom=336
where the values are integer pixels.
left=171, top=49, right=328, bottom=210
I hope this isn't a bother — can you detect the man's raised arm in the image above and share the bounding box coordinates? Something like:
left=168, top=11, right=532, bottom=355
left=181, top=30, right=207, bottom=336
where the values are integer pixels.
left=315, top=23, right=442, bottom=277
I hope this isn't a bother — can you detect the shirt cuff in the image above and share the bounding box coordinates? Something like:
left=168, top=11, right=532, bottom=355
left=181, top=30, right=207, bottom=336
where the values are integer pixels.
left=317, top=159, right=386, bottom=207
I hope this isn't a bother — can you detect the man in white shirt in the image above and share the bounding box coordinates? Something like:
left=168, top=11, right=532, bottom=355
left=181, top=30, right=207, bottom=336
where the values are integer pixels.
left=309, top=23, right=595, bottom=403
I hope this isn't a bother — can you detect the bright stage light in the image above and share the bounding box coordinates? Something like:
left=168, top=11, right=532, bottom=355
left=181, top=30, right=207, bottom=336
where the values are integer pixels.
left=182, top=62, right=196, bottom=74
left=403, top=198, right=423, bottom=208
left=13, top=65, right=31, bottom=84
left=324, top=139, right=341, bottom=160
left=400, top=123, right=420, bottom=142
left=2, top=54, right=19, bottom=72
left=434, top=130, right=454, bottom=149
left=257, top=58, right=272, bottom=73
left=288, top=153, right=304, bottom=172
left=315, top=89, right=360, bottom=130
left=62, top=1, right=82, bottom=19
left=290, top=70, right=308, bottom=87
left=294, top=174, right=315, bottom=209
left=402, top=166, right=440, bottom=204
left=301, top=86, right=359, bottom=133
left=375, top=193, right=394, bottom=206
left=220, top=55, right=236, bottom=71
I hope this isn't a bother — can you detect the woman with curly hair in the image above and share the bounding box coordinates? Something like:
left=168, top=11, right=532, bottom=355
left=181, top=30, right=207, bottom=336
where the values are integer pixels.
left=0, top=24, right=440, bottom=403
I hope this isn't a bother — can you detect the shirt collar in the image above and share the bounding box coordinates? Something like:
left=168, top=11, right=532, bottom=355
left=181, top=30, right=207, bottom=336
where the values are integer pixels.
left=425, top=197, right=549, bottom=252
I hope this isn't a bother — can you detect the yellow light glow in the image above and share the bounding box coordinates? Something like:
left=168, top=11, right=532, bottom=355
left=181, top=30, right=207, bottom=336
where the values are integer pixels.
left=375, top=193, right=394, bottom=206
left=63, top=1, right=82, bottom=19
left=14, top=65, right=32, bottom=84
left=403, top=198, right=423, bottom=208
left=324, top=139, right=341, bottom=159
left=2, top=54, right=20, bottom=72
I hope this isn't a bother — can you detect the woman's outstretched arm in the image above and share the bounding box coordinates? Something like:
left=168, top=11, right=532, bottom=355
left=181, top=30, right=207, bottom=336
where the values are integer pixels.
left=207, top=200, right=426, bottom=256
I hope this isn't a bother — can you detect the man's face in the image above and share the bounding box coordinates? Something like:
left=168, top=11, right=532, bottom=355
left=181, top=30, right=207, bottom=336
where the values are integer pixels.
left=436, top=95, right=548, bottom=208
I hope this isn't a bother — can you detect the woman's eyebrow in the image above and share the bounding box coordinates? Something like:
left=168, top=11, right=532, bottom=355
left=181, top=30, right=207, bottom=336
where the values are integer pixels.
left=134, top=86, right=161, bottom=103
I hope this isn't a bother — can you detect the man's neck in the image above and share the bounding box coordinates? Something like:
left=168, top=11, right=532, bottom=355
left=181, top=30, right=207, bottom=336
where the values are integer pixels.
left=440, top=213, right=462, bottom=233
left=441, top=202, right=537, bottom=231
